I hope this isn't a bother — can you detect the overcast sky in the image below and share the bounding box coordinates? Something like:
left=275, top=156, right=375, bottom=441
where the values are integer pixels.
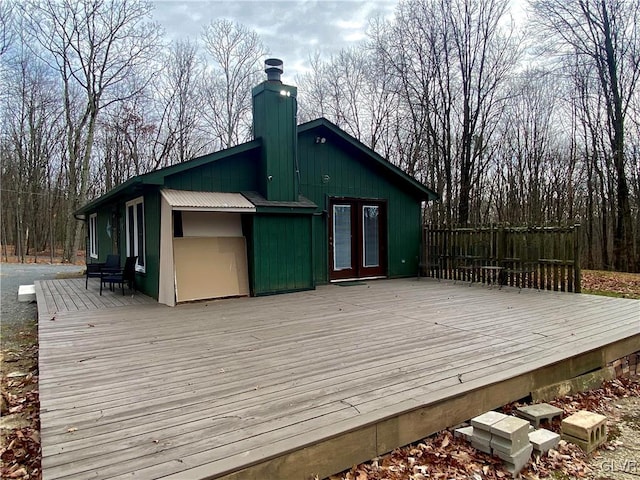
left=151, top=0, right=528, bottom=79
left=152, top=0, right=396, bottom=78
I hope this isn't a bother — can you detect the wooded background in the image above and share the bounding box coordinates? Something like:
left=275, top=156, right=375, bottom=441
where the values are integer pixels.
left=1, top=0, right=638, bottom=272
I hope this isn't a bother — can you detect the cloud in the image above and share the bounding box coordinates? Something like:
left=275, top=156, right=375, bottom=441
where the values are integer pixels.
left=152, top=0, right=397, bottom=77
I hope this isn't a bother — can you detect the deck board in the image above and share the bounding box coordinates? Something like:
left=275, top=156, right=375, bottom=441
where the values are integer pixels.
left=37, top=277, right=640, bottom=480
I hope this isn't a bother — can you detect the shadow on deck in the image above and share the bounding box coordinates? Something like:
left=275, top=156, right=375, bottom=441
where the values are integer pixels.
left=36, top=277, right=640, bottom=480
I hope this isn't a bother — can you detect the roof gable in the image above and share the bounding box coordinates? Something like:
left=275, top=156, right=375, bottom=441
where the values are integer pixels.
left=298, top=118, right=438, bottom=201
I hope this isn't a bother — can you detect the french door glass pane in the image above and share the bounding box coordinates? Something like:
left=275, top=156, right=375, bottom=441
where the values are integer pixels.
left=333, top=205, right=351, bottom=270
left=363, top=205, right=379, bottom=267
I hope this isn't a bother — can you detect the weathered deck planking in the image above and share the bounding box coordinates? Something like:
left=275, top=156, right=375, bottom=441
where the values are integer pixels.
left=36, top=277, right=156, bottom=319
left=37, top=278, right=640, bottom=480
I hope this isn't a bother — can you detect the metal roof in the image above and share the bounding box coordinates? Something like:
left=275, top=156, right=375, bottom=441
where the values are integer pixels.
left=161, top=189, right=256, bottom=212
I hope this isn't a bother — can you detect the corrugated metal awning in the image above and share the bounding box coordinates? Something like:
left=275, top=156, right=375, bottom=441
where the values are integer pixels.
left=161, top=189, right=256, bottom=212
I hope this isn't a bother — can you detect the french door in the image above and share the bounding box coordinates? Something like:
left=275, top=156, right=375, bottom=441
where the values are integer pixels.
left=329, top=198, right=386, bottom=280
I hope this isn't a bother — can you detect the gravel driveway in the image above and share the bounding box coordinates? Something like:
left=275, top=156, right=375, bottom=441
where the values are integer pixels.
left=0, top=263, right=83, bottom=327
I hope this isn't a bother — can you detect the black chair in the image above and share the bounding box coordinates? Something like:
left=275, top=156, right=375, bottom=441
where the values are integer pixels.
left=86, top=254, right=120, bottom=288
left=100, top=256, right=137, bottom=296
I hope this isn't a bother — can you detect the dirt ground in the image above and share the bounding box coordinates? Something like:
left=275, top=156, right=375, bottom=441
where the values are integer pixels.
left=588, top=396, right=640, bottom=480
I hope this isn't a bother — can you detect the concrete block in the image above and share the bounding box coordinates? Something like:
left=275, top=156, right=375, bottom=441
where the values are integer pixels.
left=454, top=426, right=474, bottom=442
left=491, top=432, right=530, bottom=455
left=471, top=439, right=492, bottom=455
left=18, top=284, right=36, bottom=303
left=471, top=411, right=507, bottom=432
left=561, top=410, right=607, bottom=441
left=516, top=403, right=564, bottom=428
left=472, top=428, right=492, bottom=442
left=528, top=428, right=560, bottom=454
left=497, top=443, right=533, bottom=477
left=560, top=432, right=600, bottom=453
left=491, top=416, right=530, bottom=441
left=494, top=442, right=533, bottom=463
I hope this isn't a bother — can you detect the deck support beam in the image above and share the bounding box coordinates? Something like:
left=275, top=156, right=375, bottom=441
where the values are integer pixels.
left=216, top=335, right=639, bottom=480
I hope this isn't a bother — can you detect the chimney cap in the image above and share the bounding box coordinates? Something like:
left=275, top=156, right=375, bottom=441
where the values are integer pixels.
left=265, top=58, right=283, bottom=82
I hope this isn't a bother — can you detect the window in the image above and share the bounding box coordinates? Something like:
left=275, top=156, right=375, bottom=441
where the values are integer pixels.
left=362, top=205, right=380, bottom=267
left=333, top=204, right=352, bottom=270
left=126, top=197, right=145, bottom=272
left=89, top=213, right=98, bottom=259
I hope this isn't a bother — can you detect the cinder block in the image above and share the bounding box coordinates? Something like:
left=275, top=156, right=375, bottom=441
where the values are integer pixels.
left=471, top=411, right=508, bottom=432
left=472, top=439, right=492, bottom=454
left=18, top=284, right=36, bottom=303
left=454, top=425, right=474, bottom=442
left=561, top=410, right=607, bottom=441
left=491, top=432, right=530, bottom=455
left=529, top=428, right=560, bottom=454
left=491, top=416, right=530, bottom=441
left=516, top=403, right=564, bottom=428
left=497, top=443, right=533, bottom=477
left=472, top=428, right=492, bottom=442
left=561, top=432, right=602, bottom=453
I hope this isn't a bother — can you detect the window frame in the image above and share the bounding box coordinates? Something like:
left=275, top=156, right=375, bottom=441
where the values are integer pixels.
left=89, top=213, right=98, bottom=259
left=125, top=196, right=146, bottom=273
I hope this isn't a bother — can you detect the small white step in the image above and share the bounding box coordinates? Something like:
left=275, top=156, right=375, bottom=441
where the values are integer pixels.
left=18, top=284, right=36, bottom=303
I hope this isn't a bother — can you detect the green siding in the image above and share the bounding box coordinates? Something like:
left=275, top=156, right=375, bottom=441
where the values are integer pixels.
left=249, top=214, right=314, bottom=295
left=104, top=190, right=160, bottom=300
left=165, top=154, right=259, bottom=192
left=92, top=206, right=116, bottom=262
left=137, top=190, right=160, bottom=299
left=298, top=130, right=423, bottom=284
left=252, top=82, right=298, bottom=201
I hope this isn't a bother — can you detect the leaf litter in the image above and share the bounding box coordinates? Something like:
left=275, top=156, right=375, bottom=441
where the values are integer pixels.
left=327, top=377, right=640, bottom=480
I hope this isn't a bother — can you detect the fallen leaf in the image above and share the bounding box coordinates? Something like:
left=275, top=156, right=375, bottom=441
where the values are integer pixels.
left=7, top=467, right=28, bottom=478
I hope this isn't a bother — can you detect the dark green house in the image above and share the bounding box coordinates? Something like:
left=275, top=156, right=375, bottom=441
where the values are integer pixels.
left=78, top=59, right=437, bottom=306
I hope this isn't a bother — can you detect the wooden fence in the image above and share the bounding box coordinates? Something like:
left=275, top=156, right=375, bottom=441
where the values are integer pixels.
left=422, top=225, right=581, bottom=293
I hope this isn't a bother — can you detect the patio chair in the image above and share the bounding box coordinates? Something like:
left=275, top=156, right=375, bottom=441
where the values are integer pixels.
left=86, top=254, right=120, bottom=289
left=100, top=256, right=137, bottom=296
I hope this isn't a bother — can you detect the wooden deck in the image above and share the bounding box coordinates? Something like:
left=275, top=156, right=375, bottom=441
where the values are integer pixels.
left=36, top=278, right=639, bottom=480
left=35, top=277, right=156, bottom=319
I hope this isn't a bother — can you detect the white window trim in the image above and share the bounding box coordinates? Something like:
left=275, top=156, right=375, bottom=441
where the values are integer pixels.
left=126, top=196, right=146, bottom=273
left=89, top=213, right=98, bottom=259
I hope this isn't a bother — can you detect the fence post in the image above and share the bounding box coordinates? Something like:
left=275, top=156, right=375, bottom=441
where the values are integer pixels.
left=573, top=224, right=582, bottom=293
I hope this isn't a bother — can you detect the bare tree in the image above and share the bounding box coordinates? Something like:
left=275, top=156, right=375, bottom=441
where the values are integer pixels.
left=297, top=47, right=399, bottom=156
left=150, top=38, right=204, bottom=167
left=21, top=0, right=162, bottom=262
left=0, top=0, right=14, bottom=57
left=372, top=0, right=520, bottom=225
left=1, top=33, right=64, bottom=262
left=533, top=0, right=640, bottom=270
left=200, top=19, right=267, bottom=150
